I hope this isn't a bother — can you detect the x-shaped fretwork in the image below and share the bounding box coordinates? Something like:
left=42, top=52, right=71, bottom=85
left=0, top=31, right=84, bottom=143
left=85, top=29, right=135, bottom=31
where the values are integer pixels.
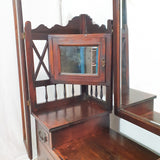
left=32, top=41, right=50, bottom=80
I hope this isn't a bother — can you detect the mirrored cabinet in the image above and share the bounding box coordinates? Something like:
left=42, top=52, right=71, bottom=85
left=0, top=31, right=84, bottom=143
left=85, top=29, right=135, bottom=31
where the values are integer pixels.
left=48, top=33, right=110, bottom=84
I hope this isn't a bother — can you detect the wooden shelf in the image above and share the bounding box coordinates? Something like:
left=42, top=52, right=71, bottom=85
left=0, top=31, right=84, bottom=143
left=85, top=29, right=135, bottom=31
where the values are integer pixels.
left=54, top=128, right=159, bottom=160
left=117, top=89, right=160, bottom=136
left=33, top=95, right=110, bottom=131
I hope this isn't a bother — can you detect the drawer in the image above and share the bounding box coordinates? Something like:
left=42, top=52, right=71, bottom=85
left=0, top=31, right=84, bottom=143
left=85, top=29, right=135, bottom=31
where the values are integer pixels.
left=37, top=139, right=55, bottom=160
left=36, top=123, right=61, bottom=160
left=36, top=115, right=109, bottom=149
left=36, top=121, right=51, bottom=149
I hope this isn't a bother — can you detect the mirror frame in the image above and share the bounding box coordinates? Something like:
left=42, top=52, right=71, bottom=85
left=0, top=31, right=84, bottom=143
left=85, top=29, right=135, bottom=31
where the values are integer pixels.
left=48, top=33, right=112, bottom=85
left=113, top=0, right=129, bottom=112
left=113, top=0, right=121, bottom=112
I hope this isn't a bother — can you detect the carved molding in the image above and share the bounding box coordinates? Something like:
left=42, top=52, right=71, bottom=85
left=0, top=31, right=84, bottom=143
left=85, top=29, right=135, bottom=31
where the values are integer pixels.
left=31, top=14, right=113, bottom=34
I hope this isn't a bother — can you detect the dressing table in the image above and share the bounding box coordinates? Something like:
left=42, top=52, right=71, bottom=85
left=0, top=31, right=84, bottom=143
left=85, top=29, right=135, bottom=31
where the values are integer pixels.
left=12, top=0, right=160, bottom=159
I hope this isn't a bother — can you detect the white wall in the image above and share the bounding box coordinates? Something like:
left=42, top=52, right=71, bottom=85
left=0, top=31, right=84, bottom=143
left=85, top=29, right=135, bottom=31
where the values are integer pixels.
left=61, top=0, right=112, bottom=26
left=0, top=0, right=160, bottom=160
left=22, top=0, right=61, bottom=28
left=0, top=0, right=29, bottom=159
left=128, top=0, right=160, bottom=112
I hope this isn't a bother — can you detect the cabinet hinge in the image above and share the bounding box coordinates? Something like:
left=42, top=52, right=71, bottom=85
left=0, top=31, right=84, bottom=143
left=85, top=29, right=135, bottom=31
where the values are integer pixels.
left=26, top=100, right=31, bottom=107
left=21, top=32, right=25, bottom=39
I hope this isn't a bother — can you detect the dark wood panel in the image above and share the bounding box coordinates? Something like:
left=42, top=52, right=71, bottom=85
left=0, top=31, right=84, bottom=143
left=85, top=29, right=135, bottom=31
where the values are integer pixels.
left=55, top=128, right=159, bottom=160
left=52, top=116, right=109, bottom=148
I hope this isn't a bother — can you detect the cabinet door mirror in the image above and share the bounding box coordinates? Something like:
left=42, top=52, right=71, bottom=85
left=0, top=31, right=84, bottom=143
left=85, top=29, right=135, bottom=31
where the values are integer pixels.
left=60, top=46, right=98, bottom=75
left=48, top=34, right=111, bottom=85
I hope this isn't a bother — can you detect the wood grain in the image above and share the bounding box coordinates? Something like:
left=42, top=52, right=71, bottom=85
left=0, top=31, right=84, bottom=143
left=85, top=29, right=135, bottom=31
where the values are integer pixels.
left=55, top=128, right=159, bottom=160
left=34, top=97, right=109, bottom=131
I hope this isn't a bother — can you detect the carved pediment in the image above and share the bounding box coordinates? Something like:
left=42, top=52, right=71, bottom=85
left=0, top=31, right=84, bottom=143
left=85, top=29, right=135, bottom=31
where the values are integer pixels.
left=31, top=14, right=112, bottom=34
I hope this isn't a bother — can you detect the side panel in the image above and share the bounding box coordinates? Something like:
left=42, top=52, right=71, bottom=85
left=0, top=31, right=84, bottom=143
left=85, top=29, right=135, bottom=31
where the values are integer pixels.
left=12, top=0, right=32, bottom=159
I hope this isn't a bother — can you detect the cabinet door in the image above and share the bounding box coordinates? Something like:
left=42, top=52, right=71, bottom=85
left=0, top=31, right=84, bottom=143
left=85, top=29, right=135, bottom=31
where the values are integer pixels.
left=48, top=34, right=112, bottom=85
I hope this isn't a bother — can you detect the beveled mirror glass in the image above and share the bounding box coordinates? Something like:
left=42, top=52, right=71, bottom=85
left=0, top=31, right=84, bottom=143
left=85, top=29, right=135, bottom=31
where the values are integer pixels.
left=60, top=46, right=98, bottom=75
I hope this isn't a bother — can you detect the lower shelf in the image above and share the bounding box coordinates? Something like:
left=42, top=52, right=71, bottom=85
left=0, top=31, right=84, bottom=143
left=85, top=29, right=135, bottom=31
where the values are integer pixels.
left=54, top=128, right=159, bottom=160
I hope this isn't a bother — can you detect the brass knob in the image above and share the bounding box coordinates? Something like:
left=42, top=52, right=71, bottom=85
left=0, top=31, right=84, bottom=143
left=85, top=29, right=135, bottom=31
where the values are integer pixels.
left=38, top=130, right=47, bottom=143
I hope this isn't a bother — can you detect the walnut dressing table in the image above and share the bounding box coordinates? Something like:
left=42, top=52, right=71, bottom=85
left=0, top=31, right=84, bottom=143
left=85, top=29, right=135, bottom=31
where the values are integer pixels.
left=12, top=0, right=160, bottom=160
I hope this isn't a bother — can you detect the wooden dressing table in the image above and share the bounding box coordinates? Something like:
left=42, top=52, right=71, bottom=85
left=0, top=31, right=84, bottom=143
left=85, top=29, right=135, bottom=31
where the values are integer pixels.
left=12, top=0, right=160, bottom=160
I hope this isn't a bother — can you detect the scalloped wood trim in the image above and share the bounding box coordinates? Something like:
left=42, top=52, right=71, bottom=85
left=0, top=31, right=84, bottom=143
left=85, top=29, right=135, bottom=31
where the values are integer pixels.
left=31, top=14, right=113, bottom=34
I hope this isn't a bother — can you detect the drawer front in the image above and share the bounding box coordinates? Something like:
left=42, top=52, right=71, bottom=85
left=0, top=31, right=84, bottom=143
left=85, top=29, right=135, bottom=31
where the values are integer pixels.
left=36, top=121, right=61, bottom=160
left=38, top=129, right=48, bottom=144
left=36, top=121, right=52, bottom=149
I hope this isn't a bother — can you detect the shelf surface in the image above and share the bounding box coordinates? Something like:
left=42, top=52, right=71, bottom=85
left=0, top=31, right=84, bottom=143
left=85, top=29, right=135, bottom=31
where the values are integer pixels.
left=33, top=96, right=109, bottom=131
left=54, top=128, right=159, bottom=160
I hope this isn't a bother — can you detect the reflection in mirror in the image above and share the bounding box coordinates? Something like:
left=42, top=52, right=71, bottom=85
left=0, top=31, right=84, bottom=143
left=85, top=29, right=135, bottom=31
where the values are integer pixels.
left=120, top=0, right=129, bottom=97
left=120, top=0, right=160, bottom=127
left=60, top=46, right=98, bottom=75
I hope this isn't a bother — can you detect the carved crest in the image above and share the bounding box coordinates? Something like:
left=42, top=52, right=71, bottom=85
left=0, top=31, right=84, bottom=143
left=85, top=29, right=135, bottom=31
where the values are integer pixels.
left=32, top=14, right=112, bottom=35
